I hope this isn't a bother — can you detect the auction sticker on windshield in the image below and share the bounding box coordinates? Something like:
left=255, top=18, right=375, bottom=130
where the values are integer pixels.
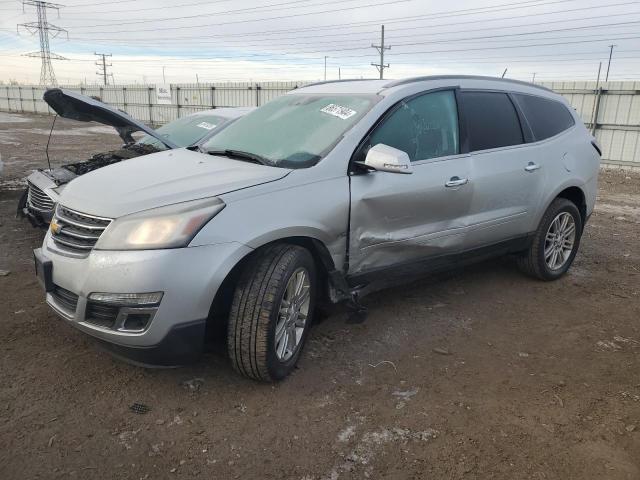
left=197, top=122, right=217, bottom=130
left=320, top=104, right=357, bottom=120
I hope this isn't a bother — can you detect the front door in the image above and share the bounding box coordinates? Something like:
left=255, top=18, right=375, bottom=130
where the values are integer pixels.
left=348, top=89, right=473, bottom=275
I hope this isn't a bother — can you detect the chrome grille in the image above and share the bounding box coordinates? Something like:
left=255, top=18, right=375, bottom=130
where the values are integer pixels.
left=51, top=205, right=112, bottom=255
left=27, top=182, right=55, bottom=213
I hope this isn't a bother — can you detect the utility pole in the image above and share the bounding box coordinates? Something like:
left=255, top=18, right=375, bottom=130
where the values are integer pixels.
left=17, top=1, right=68, bottom=86
left=371, top=25, right=391, bottom=79
left=605, top=44, right=616, bottom=82
left=95, top=52, right=112, bottom=86
left=324, top=56, right=328, bottom=81
left=590, top=62, right=603, bottom=135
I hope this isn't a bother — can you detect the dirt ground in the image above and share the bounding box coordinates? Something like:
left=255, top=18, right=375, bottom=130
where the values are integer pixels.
left=0, top=112, right=639, bottom=480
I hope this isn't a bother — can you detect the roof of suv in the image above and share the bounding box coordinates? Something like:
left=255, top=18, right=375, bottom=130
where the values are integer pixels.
left=293, top=75, right=554, bottom=96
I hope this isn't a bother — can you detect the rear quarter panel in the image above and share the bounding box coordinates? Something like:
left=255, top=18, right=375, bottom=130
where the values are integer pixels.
left=531, top=121, right=600, bottom=230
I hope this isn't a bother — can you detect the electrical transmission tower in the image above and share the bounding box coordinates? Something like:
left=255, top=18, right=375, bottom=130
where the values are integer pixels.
left=95, top=52, right=113, bottom=85
left=17, top=1, right=67, bottom=86
left=371, top=25, right=391, bottom=80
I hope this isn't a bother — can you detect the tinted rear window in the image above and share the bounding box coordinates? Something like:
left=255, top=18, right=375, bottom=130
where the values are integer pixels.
left=460, top=91, right=524, bottom=151
left=513, top=94, right=575, bottom=141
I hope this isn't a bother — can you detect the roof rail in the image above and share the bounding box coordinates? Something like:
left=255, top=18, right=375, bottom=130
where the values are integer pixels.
left=302, top=78, right=381, bottom=88
left=383, top=75, right=553, bottom=93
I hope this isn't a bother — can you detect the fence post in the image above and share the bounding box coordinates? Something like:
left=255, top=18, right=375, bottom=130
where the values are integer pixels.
left=176, top=86, right=181, bottom=117
left=148, top=87, right=154, bottom=125
left=255, top=83, right=261, bottom=106
left=18, top=86, right=23, bottom=113
left=32, top=86, right=36, bottom=113
left=5, top=86, right=9, bottom=112
left=123, top=86, right=128, bottom=113
left=591, top=87, right=603, bottom=136
left=211, top=86, right=215, bottom=109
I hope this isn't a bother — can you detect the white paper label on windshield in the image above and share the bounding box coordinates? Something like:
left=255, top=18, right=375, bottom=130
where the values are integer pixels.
left=320, top=104, right=356, bottom=120
left=196, top=121, right=217, bottom=130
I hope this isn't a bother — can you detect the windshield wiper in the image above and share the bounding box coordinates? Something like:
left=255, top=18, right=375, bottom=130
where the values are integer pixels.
left=207, top=149, right=273, bottom=166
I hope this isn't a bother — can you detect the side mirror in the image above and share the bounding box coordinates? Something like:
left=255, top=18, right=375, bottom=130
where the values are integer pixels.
left=364, top=144, right=413, bottom=174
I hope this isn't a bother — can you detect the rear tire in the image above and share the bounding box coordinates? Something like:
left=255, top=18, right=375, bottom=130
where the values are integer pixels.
left=517, top=197, right=582, bottom=281
left=227, top=244, right=316, bottom=381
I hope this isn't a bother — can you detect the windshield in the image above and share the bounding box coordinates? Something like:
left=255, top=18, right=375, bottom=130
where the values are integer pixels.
left=202, top=94, right=378, bottom=168
left=137, top=113, right=229, bottom=149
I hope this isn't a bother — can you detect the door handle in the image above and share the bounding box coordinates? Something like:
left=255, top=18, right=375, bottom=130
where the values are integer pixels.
left=525, top=162, right=541, bottom=172
left=445, top=176, right=469, bottom=188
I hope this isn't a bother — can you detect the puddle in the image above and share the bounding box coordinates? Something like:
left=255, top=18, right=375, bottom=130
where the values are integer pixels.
left=0, top=178, right=27, bottom=191
left=0, top=112, right=32, bottom=123
left=0, top=132, right=21, bottom=146
left=16, top=126, right=118, bottom=136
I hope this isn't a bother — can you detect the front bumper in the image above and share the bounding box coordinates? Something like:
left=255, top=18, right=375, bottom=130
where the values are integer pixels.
left=94, top=319, right=207, bottom=367
left=21, top=204, right=54, bottom=228
left=40, top=232, right=253, bottom=363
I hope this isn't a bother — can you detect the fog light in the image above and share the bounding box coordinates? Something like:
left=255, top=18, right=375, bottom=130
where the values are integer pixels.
left=121, top=312, right=153, bottom=332
left=85, top=292, right=163, bottom=333
left=88, top=292, right=163, bottom=306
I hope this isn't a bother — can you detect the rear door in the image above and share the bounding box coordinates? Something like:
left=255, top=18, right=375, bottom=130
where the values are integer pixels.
left=459, top=90, right=546, bottom=248
left=348, top=89, right=473, bottom=275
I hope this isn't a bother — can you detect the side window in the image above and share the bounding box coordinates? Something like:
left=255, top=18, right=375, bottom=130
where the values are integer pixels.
left=513, top=93, right=575, bottom=141
left=460, top=91, right=523, bottom=151
left=364, top=90, right=460, bottom=162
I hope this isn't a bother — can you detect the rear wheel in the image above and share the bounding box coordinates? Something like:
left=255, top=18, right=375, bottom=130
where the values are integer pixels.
left=517, top=198, right=582, bottom=281
left=227, top=244, right=316, bottom=381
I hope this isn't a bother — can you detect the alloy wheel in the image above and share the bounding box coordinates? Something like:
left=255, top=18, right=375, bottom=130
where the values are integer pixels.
left=544, top=212, right=576, bottom=270
left=274, top=267, right=311, bottom=362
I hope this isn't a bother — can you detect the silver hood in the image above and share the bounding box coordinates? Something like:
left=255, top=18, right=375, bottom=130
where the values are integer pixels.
left=44, top=88, right=177, bottom=149
left=58, top=148, right=291, bottom=218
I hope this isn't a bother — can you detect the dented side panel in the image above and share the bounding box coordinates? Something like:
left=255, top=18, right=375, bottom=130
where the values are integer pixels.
left=348, top=154, right=473, bottom=275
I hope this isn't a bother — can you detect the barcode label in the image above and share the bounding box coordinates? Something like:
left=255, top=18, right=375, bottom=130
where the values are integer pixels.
left=320, top=104, right=357, bottom=120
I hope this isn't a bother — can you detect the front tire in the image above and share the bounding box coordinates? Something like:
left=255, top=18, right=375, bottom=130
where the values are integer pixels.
left=227, top=244, right=316, bottom=381
left=517, top=197, right=583, bottom=281
left=16, top=188, right=28, bottom=217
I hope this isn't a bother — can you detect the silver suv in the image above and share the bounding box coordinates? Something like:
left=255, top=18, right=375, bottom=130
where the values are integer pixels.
left=34, top=76, right=600, bottom=381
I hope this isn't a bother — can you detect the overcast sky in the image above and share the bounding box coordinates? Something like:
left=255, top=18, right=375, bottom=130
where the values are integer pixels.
left=1, top=0, right=639, bottom=84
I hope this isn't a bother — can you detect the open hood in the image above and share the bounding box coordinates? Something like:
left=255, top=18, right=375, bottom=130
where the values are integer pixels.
left=43, top=88, right=178, bottom=149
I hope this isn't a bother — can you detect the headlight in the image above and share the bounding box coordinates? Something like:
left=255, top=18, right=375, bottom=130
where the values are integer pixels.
left=95, top=197, right=225, bottom=250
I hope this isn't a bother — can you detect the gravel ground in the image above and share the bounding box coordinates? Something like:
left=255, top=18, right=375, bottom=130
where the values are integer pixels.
left=0, top=112, right=639, bottom=480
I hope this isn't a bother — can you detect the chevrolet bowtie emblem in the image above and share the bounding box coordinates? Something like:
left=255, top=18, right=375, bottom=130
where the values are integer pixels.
left=50, top=219, right=61, bottom=234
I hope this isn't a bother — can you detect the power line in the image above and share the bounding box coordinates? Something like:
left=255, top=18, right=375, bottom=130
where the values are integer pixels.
left=0, top=0, right=591, bottom=41
left=63, top=10, right=640, bottom=50
left=66, top=0, right=575, bottom=34
left=64, top=0, right=413, bottom=30
left=61, top=0, right=340, bottom=16
left=62, top=0, right=235, bottom=13
left=17, top=1, right=68, bottom=85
